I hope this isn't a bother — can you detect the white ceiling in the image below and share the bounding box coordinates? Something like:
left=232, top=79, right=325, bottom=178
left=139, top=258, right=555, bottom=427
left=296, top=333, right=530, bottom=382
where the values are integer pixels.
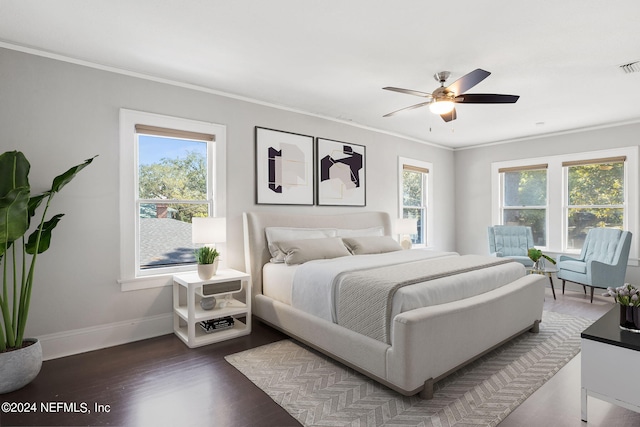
left=2, top=1, right=640, bottom=149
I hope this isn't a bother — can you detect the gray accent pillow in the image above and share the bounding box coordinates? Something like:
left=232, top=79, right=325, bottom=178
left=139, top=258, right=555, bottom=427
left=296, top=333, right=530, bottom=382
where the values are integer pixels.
left=265, top=227, right=337, bottom=263
left=276, top=237, right=351, bottom=265
left=342, top=236, right=403, bottom=255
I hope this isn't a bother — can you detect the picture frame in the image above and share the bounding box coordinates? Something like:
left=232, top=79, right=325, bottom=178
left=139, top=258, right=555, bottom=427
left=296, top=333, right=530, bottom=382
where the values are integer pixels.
left=316, top=138, right=366, bottom=206
left=255, top=127, right=314, bottom=205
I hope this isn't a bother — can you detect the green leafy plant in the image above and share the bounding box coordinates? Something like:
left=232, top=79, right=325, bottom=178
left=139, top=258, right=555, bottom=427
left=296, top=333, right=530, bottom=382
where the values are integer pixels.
left=527, top=248, right=556, bottom=264
left=194, top=246, right=219, bottom=265
left=603, top=284, right=640, bottom=307
left=1, top=151, right=96, bottom=352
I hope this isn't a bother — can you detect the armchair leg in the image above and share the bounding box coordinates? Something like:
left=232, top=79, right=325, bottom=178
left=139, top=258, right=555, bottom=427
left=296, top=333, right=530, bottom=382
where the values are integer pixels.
left=560, top=279, right=599, bottom=303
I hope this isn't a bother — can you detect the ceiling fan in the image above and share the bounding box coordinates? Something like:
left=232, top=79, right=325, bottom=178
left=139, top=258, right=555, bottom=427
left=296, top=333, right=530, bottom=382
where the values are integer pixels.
left=383, top=68, right=519, bottom=122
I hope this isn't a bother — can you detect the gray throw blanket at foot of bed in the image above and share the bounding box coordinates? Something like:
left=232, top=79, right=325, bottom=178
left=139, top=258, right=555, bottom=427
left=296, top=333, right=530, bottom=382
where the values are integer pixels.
left=336, top=255, right=513, bottom=343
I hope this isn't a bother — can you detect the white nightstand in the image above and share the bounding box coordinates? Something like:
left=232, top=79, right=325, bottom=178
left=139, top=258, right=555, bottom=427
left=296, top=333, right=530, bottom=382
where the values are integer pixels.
left=172, top=268, right=251, bottom=348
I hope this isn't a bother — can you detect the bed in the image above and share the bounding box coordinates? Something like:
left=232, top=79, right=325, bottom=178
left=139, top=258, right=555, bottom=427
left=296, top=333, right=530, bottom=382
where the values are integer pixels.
left=243, top=211, right=545, bottom=398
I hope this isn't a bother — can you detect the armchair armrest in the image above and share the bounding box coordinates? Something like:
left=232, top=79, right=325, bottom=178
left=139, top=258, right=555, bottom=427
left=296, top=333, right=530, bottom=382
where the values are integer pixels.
left=558, top=254, right=582, bottom=263
left=588, top=259, right=626, bottom=288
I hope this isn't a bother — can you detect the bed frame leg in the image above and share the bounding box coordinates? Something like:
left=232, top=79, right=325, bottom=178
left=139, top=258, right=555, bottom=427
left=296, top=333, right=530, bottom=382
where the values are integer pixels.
left=419, top=378, right=434, bottom=400
left=529, top=319, right=540, bottom=333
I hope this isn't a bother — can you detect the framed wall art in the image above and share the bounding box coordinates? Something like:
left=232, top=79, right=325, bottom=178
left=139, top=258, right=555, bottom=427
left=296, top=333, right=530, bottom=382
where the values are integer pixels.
left=316, top=138, right=366, bottom=206
left=255, top=127, right=314, bottom=205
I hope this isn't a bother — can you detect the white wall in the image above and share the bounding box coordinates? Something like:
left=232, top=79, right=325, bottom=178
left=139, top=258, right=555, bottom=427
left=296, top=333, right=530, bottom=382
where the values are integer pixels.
left=454, top=123, right=640, bottom=286
left=0, top=48, right=455, bottom=358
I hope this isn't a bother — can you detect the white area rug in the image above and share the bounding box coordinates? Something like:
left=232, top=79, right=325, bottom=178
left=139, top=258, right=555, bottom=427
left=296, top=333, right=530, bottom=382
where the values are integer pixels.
left=226, top=311, right=591, bottom=427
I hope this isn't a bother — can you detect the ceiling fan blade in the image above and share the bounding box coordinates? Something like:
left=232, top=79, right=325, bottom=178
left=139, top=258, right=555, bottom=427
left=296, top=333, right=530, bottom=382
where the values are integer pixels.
left=440, top=108, right=457, bottom=122
left=383, top=101, right=432, bottom=117
left=446, top=68, right=491, bottom=95
left=383, top=87, right=433, bottom=98
left=454, top=93, right=520, bottom=103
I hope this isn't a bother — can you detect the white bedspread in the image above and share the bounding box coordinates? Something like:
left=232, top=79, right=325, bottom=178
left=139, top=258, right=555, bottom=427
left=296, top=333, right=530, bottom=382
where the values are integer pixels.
left=290, top=250, right=525, bottom=325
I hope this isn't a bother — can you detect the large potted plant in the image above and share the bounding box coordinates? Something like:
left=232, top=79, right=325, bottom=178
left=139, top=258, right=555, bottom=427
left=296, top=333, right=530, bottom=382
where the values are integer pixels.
left=0, top=150, right=95, bottom=394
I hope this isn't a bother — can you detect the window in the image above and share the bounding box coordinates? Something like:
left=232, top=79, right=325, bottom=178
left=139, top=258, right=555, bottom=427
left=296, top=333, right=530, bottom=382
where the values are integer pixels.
left=119, top=110, right=226, bottom=290
left=136, top=126, right=213, bottom=270
left=498, top=164, right=548, bottom=246
left=492, top=147, right=638, bottom=262
left=564, top=157, right=625, bottom=250
left=398, top=157, right=433, bottom=246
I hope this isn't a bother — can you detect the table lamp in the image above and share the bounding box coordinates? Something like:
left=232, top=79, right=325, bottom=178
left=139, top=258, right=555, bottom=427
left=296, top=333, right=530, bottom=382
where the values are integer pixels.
left=192, top=217, right=226, bottom=285
left=192, top=217, right=226, bottom=248
left=397, top=218, right=418, bottom=250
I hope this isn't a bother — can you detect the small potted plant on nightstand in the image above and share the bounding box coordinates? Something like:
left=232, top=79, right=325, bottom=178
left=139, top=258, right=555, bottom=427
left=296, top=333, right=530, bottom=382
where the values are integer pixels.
left=194, top=246, right=220, bottom=310
left=194, top=246, right=220, bottom=280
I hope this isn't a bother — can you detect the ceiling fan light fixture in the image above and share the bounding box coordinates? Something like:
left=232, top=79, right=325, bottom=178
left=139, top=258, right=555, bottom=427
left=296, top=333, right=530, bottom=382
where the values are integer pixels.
left=383, top=68, right=518, bottom=121
left=429, top=100, right=455, bottom=115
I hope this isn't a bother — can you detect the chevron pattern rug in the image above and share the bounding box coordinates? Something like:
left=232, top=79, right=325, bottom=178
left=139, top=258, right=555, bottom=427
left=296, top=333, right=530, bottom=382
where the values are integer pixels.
left=226, top=311, right=592, bottom=427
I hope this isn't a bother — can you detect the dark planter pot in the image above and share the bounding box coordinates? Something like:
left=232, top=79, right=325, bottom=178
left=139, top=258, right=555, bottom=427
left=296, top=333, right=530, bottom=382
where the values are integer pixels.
left=0, top=339, right=43, bottom=394
left=619, top=305, right=640, bottom=333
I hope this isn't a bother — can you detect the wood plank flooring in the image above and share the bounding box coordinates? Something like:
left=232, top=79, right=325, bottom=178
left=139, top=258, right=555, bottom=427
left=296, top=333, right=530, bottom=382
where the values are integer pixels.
left=2, top=287, right=640, bottom=426
left=500, top=287, right=640, bottom=427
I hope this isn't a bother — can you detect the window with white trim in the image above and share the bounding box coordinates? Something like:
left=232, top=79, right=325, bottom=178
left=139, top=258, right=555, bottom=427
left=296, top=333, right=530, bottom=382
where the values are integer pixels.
left=492, top=147, right=638, bottom=261
left=564, top=156, right=625, bottom=250
left=498, top=164, right=548, bottom=246
left=398, top=157, right=433, bottom=247
left=136, top=125, right=213, bottom=271
left=119, top=110, right=226, bottom=290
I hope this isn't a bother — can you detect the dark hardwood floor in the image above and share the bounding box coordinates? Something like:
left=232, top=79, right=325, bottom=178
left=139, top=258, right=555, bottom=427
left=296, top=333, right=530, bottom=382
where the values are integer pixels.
left=2, top=286, right=639, bottom=427
left=0, top=320, right=298, bottom=427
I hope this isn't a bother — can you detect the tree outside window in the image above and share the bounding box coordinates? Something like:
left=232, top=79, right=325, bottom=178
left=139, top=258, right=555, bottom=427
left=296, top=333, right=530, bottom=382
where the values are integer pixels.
left=565, top=159, right=624, bottom=250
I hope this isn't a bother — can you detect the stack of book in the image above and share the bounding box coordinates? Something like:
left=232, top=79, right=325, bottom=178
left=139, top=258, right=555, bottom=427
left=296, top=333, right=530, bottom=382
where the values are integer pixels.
left=199, top=316, right=235, bottom=333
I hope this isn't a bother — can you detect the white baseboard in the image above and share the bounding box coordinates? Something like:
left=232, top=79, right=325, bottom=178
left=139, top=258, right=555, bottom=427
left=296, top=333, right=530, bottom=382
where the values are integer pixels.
left=37, top=313, right=174, bottom=361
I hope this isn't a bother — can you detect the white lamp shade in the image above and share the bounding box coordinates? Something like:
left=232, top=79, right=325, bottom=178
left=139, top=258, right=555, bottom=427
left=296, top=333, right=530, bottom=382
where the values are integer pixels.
left=396, top=218, right=418, bottom=235
left=192, top=217, right=226, bottom=244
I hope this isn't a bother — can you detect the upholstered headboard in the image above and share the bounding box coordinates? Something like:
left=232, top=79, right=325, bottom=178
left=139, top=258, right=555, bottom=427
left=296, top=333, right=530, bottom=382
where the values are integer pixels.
left=242, top=211, right=393, bottom=300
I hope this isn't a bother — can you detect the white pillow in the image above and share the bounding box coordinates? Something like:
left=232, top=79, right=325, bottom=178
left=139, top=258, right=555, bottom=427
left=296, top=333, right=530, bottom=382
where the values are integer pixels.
left=335, top=226, right=384, bottom=238
left=342, top=236, right=403, bottom=255
left=276, top=237, right=352, bottom=265
left=265, top=227, right=337, bottom=263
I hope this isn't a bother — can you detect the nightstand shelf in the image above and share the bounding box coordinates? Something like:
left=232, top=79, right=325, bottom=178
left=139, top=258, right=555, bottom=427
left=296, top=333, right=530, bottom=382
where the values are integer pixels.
left=174, top=300, right=248, bottom=323
left=174, top=319, right=249, bottom=347
left=173, top=269, right=251, bottom=348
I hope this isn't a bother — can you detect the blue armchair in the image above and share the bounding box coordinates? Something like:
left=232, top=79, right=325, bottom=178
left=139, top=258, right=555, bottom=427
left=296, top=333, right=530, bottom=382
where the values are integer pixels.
left=557, top=227, right=632, bottom=303
left=487, top=225, right=535, bottom=267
